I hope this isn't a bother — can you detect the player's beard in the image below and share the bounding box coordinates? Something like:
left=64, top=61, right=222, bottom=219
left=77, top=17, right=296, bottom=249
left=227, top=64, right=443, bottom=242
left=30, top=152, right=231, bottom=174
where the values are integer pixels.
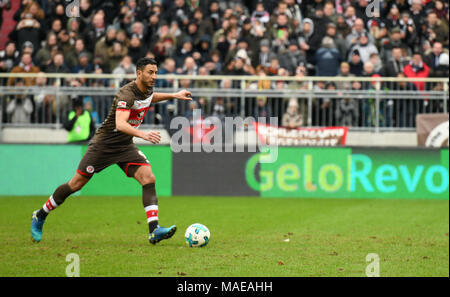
left=143, top=80, right=154, bottom=94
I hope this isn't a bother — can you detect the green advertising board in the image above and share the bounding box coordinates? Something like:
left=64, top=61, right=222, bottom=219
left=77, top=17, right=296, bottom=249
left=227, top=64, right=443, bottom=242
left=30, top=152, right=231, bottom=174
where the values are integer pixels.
left=0, top=144, right=172, bottom=197
left=246, top=147, right=449, bottom=199
left=0, top=145, right=80, bottom=196
left=0, top=144, right=448, bottom=200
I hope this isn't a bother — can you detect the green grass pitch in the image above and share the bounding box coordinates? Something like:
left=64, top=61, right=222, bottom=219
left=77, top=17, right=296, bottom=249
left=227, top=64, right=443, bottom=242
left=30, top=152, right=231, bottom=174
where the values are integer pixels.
left=0, top=196, right=448, bottom=277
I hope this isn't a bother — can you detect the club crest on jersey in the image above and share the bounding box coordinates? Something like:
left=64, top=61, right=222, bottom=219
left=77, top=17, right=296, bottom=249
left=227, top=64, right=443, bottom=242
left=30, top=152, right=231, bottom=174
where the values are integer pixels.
left=86, top=165, right=95, bottom=174
left=118, top=101, right=127, bottom=108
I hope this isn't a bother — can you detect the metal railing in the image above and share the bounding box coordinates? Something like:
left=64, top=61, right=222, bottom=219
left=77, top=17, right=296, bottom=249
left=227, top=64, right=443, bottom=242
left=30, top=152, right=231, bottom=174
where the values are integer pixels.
left=0, top=73, right=448, bottom=132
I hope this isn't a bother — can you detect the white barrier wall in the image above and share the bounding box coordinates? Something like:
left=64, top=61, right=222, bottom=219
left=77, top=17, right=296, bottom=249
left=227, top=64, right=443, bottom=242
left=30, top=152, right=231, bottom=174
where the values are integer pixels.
left=0, top=128, right=172, bottom=145
left=345, top=131, right=417, bottom=147
left=1, top=128, right=417, bottom=147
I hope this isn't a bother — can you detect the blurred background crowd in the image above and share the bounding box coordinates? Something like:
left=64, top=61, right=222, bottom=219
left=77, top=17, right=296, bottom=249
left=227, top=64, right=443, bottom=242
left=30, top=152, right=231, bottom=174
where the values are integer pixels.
left=1, top=0, right=449, bottom=82
left=0, top=0, right=449, bottom=130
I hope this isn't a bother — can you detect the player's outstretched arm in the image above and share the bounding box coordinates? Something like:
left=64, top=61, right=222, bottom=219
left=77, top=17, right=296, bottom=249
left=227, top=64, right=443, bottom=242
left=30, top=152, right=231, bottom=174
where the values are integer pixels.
left=116, top=110, right=161, bottom=144
left=152, top=90, right=192, bottom=103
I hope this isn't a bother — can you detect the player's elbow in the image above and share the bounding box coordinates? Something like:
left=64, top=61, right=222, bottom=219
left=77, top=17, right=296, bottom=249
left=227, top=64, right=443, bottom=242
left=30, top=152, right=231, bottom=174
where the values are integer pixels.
left=116, top=120, right=126, bottom=132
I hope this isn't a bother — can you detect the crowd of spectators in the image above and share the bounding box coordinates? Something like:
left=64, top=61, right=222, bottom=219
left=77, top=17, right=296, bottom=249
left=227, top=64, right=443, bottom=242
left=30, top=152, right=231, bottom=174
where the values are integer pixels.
left=0, top=0, right=449, bottom=128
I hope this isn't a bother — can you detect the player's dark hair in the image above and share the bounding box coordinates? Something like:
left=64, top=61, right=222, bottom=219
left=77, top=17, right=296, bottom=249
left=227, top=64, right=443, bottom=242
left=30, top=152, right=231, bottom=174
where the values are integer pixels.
left=136, top=57, right=157, bottom=71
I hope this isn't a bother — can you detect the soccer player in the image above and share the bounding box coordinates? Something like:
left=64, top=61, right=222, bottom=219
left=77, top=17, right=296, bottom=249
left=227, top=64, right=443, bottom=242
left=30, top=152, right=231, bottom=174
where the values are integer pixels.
left=31, top=57, right=192, bottom=244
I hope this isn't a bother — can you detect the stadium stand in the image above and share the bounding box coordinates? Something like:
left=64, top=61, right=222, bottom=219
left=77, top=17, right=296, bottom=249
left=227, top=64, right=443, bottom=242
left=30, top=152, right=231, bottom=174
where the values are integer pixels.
left=0, top=0, right=449, bottom=131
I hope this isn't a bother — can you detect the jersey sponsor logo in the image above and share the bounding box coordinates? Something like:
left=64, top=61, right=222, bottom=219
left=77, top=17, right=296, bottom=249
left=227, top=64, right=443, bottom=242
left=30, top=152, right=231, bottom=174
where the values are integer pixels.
left=117, top=101, right=127, bottom=108
left=128, top=119, right=141, bottom=126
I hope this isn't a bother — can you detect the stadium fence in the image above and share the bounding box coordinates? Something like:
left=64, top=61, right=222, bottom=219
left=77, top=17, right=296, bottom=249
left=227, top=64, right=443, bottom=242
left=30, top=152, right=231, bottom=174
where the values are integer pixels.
left=0, top=73, right=448, bottom=132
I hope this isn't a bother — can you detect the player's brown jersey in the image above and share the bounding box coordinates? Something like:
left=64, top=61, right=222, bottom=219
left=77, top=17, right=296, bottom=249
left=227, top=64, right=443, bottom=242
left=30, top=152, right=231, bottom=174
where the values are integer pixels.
left=91, top=81, right=154, bottom=146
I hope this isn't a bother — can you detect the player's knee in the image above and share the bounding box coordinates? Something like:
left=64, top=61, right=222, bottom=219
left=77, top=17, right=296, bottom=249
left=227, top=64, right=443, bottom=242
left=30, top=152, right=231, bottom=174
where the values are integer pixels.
left=68, top=178, right=87, bottom=192
left=140, top=173, right=156, bottom=185
left=68, top=181, right=83, bottom=192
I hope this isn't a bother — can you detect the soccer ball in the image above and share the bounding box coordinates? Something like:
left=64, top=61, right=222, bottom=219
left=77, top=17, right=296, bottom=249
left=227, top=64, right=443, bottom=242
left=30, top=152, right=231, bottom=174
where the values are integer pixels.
left=185, top=223, right=210, bottom=247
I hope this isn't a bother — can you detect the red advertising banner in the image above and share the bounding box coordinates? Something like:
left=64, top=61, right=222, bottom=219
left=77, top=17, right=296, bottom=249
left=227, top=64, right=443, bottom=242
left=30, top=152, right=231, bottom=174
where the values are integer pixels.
left=252, top=122, right=348, bottom=146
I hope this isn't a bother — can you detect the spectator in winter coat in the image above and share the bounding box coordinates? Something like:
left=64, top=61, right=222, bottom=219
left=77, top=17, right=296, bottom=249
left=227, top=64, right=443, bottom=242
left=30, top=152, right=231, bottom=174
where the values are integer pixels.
left=35, top=33, right=58, bottom=69
left=6, top=78, right=34, bottom=124
left=254, top=96, right=272, bottom=122
left=7, top=52, right=40, bottom=86
left=369, top=53, right=383, bottom=74
left=94, top=26, right=117, bottom=62
left=315, top=36, right=341, bottom=76
left=72, top=52, right=94, bottom=74
left=127, top=34, right=147, bottom=64
left=425, top=42, right=449, bottom=77
left=65, top=38, right=92, bottom=70
left=156, top=58, right=176, bottom=88
left=348, top=49, right=364, bottom=76
left=433, top=53, right=449, bottom=78
left=106, top=41, right=128, bottom=71
left=336, top=62, right=355, bottom=90
left=380, top=27, right=409, bottom=62
left=403, top=53, right=430, bottom=91
left=251, top=1, right=270, bottom=25
left=9, top=11, right=45, bottom=53
left=0, top=41, right=19, bottom=75
left=282, top=98, right=303, bottom=128
left=383, top=47, right=409, bottom=77
left=279, top=40, right=307, bottom=75
left=82, top=12, right=106, bottom=53
left=409, top=0, right=426, bottom=30
left=112, top=55, right=136, bottom=87
left=325, top=22, right=347, bottom=60
left=46, top=52, right=70, bottom=74
left=253, top=39, right=277, bottom=68
left=348, top=33, right=378, bottom=63
left=336, top=14, right=351, bottom=38
left=268, top=13, right=293, bottom=55
left=297, top=18, right=315, bottom=63
left=425, top=12, right=449, bottom=47
left=433, top=0, right=447, bottom=19
left=345, top=18, right=374, bottom=50
left=336, top=96, right=359, bottom=127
